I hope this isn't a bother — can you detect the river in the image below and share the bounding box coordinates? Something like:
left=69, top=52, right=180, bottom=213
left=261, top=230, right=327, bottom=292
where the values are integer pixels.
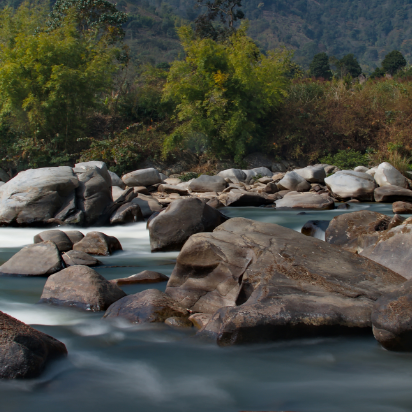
left=1, top=203, right=411, bottom=412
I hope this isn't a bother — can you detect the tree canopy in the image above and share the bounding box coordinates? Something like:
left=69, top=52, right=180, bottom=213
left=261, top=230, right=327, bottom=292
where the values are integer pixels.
left=382, top=50, right=407, bottom=75
left=337, top=54, right=362, bottom=78
left=309, top=53, right=332, bottom=80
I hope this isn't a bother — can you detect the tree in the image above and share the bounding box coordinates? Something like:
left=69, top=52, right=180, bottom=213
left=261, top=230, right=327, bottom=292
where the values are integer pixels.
left=382, top=50, right=407, bottom=75
left=369, top=66, right=385, bottom=80
left=309, top=53, right=332, bottom=80
left=162, top=25, right=289, bottom=162
left=338, top=54, right=362, bottom=78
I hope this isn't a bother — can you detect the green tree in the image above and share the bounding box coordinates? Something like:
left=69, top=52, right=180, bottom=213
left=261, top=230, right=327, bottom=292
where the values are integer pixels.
left=382, top=50, right=407, bottom=75
left=163, top=25, right=289, bottom=162
left=338, top=53, right=362, bottom=78
left=369, top=66, right=386, bottom=79
left=309, top=52, right=332, bottom=80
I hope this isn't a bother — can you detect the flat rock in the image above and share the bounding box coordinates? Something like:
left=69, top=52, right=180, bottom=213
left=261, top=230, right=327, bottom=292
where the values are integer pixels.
left=374, top=185, right=412, bottom=202
left=0, top=311, right=67, bottom=379
left=277, top=171, right=311, bottom=192
left=0, top=241, right=63, bottom=277
left=103, top=289, right=188, bottom=324
left=294, top=165, right=326, bottom=183
left=34, top=230, right=73, bottom=252
left=158, top=184, right=189, bottom=195
left=224, top=191, right=272, bottom=207
left=62, top=250, right=101, bottom=267
left=110, top=203, right=143, bottom=225
left=325, top=171, right=376, bottom=201
left=275, top=192, right=334, bottom=210
left=110, top=270, right=169, bottom=285
left=166, top=218, right=404, bottom=345
left=131, top=194, right=163, bottom=219
left=393, top=201, right=412, bottom=214
left=189, top=175, right=227, bottom=193
left=148, top=197, right=228, bottom=252
left=73, top=231, right=122, bottom=256
left=39, top=266, right=126, bottom=311
left=122, top=168, right=161, bottom=187
left=374, top=162, right=408, bottom=188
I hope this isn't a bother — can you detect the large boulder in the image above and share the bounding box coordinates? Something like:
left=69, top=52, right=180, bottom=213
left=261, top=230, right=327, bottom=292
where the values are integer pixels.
left=148, top=197, right=228, bottom=252
left=277, top=171, right=311, bottom=192
left=275, top=192, right=334, bottom=210
left=393, top=201, right=412, bottom=214
left=0, top=311, right=67, bottom=379
left=0, top=241, right=63, bottom=277
left=374, top=162, right=408, bottom=188
left=189, top=175, right=227, bottom=193
left=109, top=203, right=143, bottom=225
left=293, top=166, right=326, bottom=183
left=103, top=289, right=188, bottom=324
left=108, top=171, right=125, bottom=189
left=217, top=169, right=246, bottom=184
left=374, top=185, right=412, bottom=203
left=62, top=250, right=101, bottom=267
left=324, top=171, right=376, bottom=201
left=73, top=231, right=122, bottom=256
left=372, top=280, right=412, bottom=351
left=122, top=168, right=161, bottom=187
left=39, top=266, right=126, bottom=311
left=34, top=230, right=73, bottom=252
left=0, top=167, right=78, bottom=226
left=166, top=218, right=404, bottom=345
left=110, top=270, right=169, bottom=286
left=360, top=223, right=412, bottom=280
left=131, top=194, right=163, bottom=219
left=242, top=167, right=273, bottom=184
left=325, top=211, right=391, bottom=253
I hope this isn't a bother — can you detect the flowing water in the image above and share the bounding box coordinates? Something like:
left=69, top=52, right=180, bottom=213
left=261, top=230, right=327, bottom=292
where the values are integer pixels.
left=1, top=203, right=412, bottom=412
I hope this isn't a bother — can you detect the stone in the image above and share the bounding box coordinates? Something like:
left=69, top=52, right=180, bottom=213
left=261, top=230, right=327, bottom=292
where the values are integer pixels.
left=131, top=194, right=163, bottom=219
left=217, top=169, right=247, bottom=184
left=371, top=280, right=412, bottom=351
left=122, top=168, right=162, bottom=187
left=354, top=166, right=369, bottom=173
left=0, top=167, right=78, bottom=226
left=189, top=313, right=212, bottom=330
left=159, top=173, right=167, bottom=181
left=325, top=211, right=391, bottom=253
left=324, top=171, right=376, bottom=201
left=393, top=201, right=412, bottom=214
left=294, top=165, right=326, bottom=183
left=301, top=220, right=330, bottom=240
left=64, top=210, right=84, bottom=226
left=148, top=197, right=228, bottom=252
left=133, top=186, right=150, bottom=195
left=0, top=241, right=63, bottom=277
left=103, top=289, right=188, bottom=324
left=189, top=175, right=227, bottom=193
left=0, top=168, right=10, bottom=182
left=166, top=218, right=404, bottom=345
left=374, top=185, right=412, bottom=203
left=108, top=171, right=125, bottom=189
left=366, top=167, right=378, bottom=177
left=110, top=270, right=169, bottom=285
left=277, top=171, right=311, bottom=192
left=0, top=311, right=67, bottom=379
left=63, top=230, right=84, bottom=244
left=243, top=152, right=273, bottom=169
left=74, top=161, right=111, bottom=182
left=271, top=162, right=287, bottom=173
left=39, top=266, right=126, bottom=311
left=109, top=203, right=143, bottom=225
left=54, top=191, right=77, bottom=222
left=158, top=184, right=189, bottom=195
left=263, top=182, right=279, bottom=194
left=34, top=230, right=73, bottom=252
left=165, top=317, right=193, bottom=328
left=243, top=167, right=273, bottom=184
left=206, top=198, right=224, bottom=209
left=73, top=231, right=122, bottom=256
left=324, top=165, right=340, bottom=174
left=224, top=191, right=272, bottom=207
left=388, top=214, right=406, bottom=230
left=62, top=250, right=102, bottom=267
left=275, top=192, right=335, bottom=210
left=374, top=162, right=408, bottom=188
left=164, top=178, right=182, bottom=185
left=258, top=177, right=273, bottom=184
left=112, top=186, right=126, bottom=201
left=360, top=224, right=412, bottom=280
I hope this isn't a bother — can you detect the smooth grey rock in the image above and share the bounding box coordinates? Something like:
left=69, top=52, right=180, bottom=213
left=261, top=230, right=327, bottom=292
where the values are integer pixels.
left=73, top=231, right=122, bottom=256
left=366, top=167, right=378, bottom=177
left=354, top=166, right=369, bottom=173
left=0, top=241, right=63, bottom=276
left=110, top=202, right=143, bottom=225
left=189, top=175, right=227, bottom=193
left=275, top=192, right=334, bottom=210
left=108, top=171, right=125, bottom=189
left=54, top=191, right=77, bottom=221
left=271, top=162, right=287, bottom=173
left=374, top=162, right=408, bottom=188
left=111, top=186, right=126, bottom=201
left=324, top=165, right=340, bottom=174
left=324, top=171, right=376, bottom=201
left=122, top=168, right=161, bottom=187
left=294, top=165, right=326, bottom=183
left=131, top=194, right=163, bottom=218
left=242, top=168, right=273, bottom=184
left=34, top=230, right=73, bottom=252
left=164, top=178, right=182, bottom=185
left=62, top=250, right=101, bottom=267
left=217, top=169, right=247, bottom=184
left=277, top=171, right=311, bottom=192
left=374, top=185, right=412, bottom=203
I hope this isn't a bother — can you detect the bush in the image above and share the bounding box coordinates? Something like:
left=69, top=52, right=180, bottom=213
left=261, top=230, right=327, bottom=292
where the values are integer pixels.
left=320, top=149, right=369, bottom=170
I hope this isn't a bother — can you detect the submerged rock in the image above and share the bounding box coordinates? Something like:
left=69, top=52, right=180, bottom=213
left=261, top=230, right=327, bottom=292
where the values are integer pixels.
left=73, top=232, right=122, bottom=256
left=165, top=317, right=193, bottom=328
left=0, top=311, right=67, bottom=379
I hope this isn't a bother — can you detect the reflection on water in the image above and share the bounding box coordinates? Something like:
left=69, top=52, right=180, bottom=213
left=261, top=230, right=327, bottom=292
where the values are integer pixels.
left=1, top=202, right=409, bottom=412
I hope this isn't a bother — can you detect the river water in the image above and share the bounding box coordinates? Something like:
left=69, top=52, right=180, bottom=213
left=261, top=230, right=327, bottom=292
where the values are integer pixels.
left=1, top=203, right=412, bottom=412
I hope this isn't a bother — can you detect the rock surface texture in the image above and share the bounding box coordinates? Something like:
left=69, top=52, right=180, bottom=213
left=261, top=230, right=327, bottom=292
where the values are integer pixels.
left=374, top=162, right=408, bottom=188
left=293, top=165, right=326, bottom=183
left=189, top=175, right=227, bottom=193
left=393, top=201, right=412, bottom=214
left=34, top=230, right=73, bottom=252
left=325, top=171, right=376, bottom=201
left=62, top=250, right=101, bottom=267
left=374, top=185, right=412, bottom=203
left=122, top=168, right=161, bottom=187
left=73, top=232, right=122, bottom=256
left=275, top=192, right=334, bottom=210
left=110, top=270, right=169, bottom=285
left=277, top=171, right=311, bottom=192
left=166, top=218, right=404, bottom=345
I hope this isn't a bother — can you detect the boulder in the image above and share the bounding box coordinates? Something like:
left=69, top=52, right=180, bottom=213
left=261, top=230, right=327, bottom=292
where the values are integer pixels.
left=374, top=185, right=412, bottom=203
left=39, top=266, right=126, bottom=311
left=393, top=201, right=412, bottom=214
left=109, top=203, right=143, bottom=225
left=166, top=218, right=404, bottom=345
left=0, top=241, right=63, bottom=277
left=0, top=168, right=10, bottom=182
left=73, top=231, right=122, bottom=256
left=294, top=166, right=326, bottom=183
left=388, top=214, right=406, bottom=230
left=164, top=178, right=182, bottom=185
left=366, top=167, right=378, bottom=177
left=301, top=220, right=330, bottom=240
left=224, top=191, right=272, bottom=207
left=122, top=168, right=162, bottom=187
left=34, top=230, right=73, bottom=252
left=63, top=230, right=84, bottom=244
left=360, top=224, right=412, bottom=280
left=158, top=184, right=189, bottom=195
left=372, top=280, right=412, bottom=351
left=0, top=311, right=67, bottom=379
left=148, top=197, right=228, bottom=252
left=53, top=191, right=77, bottom=222
left=110, top=270, right=169, bottom=285
left=217, top=169, right=247, bottom=184
left=324, top=165, right=340, bottom=174
left=374, top=162, right=408, bottom=188
left=354, top=166, right=369, bottom=173
left=271, top=162, right=287, bottom=173
left=277, top=171, right=311, bottom=192
left=0, top=167, right=78, bottom=226
left=131, top=194, right=163, bottom=219
left=189, top=175, right=227, bottom=193
left=108, top=171, right=125, bottom=189
left=263, top=182, right=279, bottom=194
left=242, top=167, right=273, bottom=184
left=324, top=171, right=376, bottom=201
left=325, top=211, right=391, bottom=253
left=112, top=186, right=126, bottom=201
left=275, top=192, right=334, bottom=210
left=206, top=198, right=224, bottom=209
left=103, top=289, right=188, bottom=324
left=62, top=250, right=101, bottom=267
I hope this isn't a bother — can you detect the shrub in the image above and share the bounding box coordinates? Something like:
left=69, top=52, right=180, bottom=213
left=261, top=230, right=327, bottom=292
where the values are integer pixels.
left=320, top=149, right=369, bottom=170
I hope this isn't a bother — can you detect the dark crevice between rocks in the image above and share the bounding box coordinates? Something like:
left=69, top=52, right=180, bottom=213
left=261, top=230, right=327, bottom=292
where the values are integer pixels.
left=236, top=276, right=254, bottom=306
